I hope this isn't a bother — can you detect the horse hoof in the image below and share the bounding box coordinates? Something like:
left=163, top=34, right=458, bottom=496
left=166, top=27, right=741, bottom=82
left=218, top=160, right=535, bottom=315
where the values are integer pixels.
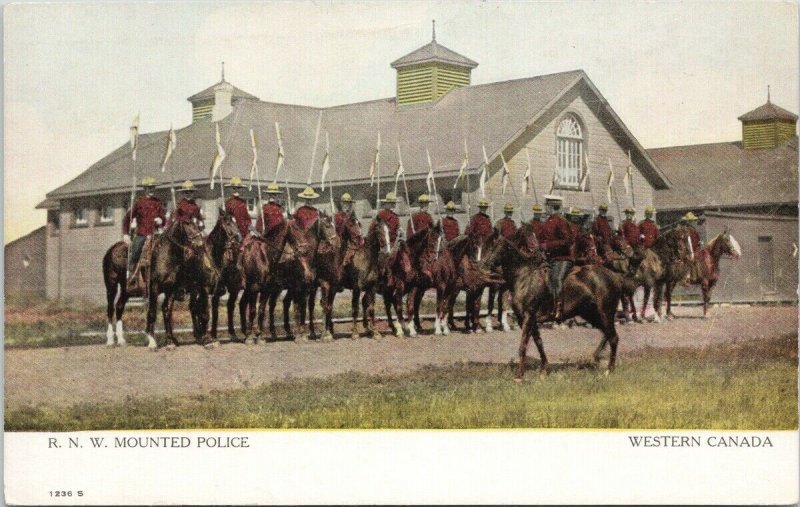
left=321, top=332, right=334, bottom=343
left=165, top=343, right=176, bottom=351
left=513, top=377, right=524, bottom=384
left=603, top=369, right=611, bottom=377
left=350, top=332, right=360, bottom=340
left=295, top=334, right=309, bottom=343
left=204, top=341, right=220, bottom=350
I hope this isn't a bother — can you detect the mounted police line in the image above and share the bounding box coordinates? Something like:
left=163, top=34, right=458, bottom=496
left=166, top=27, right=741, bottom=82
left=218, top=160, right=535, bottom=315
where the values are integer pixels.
left=103, top=127, right=735, bottom=381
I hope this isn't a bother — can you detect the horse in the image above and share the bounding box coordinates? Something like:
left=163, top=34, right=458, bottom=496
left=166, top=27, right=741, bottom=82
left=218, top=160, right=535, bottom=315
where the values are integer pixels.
left=445, top=234, right=502, bottom=333
left=373, top=218, right=412, bottom=337
left=404, top=223, right=458, bottom=336
left=663, top=229, right=741, bottom=318
left=102, top=240, right=139, bottom=347
left=601, top=235, right=638, bottom=323
left=145, top=219, right=220, bottom=349
left=206, top=208, right=244, bottom=342
left=648, top=226, right=695, bottom=320
left=303, top=212, right=340, bottom=341
left=483, top=237, right=627, bottom=380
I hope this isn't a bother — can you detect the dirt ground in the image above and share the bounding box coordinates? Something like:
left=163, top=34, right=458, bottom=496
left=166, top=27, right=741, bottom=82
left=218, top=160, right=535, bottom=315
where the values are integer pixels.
left=4, top=305, right=797, bottom=410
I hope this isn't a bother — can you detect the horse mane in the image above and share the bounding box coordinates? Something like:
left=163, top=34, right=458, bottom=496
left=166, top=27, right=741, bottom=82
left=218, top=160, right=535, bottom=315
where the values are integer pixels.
left=447, top=234, right=472, bottom=264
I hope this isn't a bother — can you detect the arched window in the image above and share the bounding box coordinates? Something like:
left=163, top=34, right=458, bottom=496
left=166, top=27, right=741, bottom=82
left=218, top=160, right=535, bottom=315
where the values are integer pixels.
left=556, top=115, right=583, bottom=189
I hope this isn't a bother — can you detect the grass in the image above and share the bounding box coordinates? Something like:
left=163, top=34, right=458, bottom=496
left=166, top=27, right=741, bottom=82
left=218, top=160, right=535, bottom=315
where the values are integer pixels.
left=3, top=293, right=447, bottom=349
left=6, top=335, right=797, bottom=431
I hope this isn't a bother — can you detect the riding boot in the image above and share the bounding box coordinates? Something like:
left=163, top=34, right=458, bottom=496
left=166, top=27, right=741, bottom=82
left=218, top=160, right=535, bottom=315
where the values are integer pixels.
left=553, top=297, right=563, bottom=323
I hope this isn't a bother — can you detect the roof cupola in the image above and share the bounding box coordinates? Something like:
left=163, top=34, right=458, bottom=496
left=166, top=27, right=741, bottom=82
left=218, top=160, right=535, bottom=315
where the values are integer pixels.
left=187, top=63, right=260, bottom=122
left=738, top=87, right=798, bottom=149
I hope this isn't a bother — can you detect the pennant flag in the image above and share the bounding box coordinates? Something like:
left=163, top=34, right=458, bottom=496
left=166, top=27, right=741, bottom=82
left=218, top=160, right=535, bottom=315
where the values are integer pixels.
left=521, top=147, right=532, bottom=196
left=273, top=122, right=285, bottom=183
left=209, top=123, right=226, bottom=189
left=548, top=168, right=558, bottom=194
left=394, top=142, right=405, bottom=191
left=320, top=132, right=331, bottom=191
left=454, top=138, right=468, bottom=189
left=425, top=148, right=435, bottom=194
left=369, top=132, right=381, bottom=186
left=480, top=145, right=490, bottom=198
left=130, top=113, right=140, bottom=161
left=160, top=125, right=176, bottom=173
left=623, top=164, right=632, bottom=195
left=606, top=161, right=615, bottom=204
left=248, top=129, right=258, bottom=189
left=579, top=150, right=590, bottom=192
left=500, top=152, right=510, bottom=196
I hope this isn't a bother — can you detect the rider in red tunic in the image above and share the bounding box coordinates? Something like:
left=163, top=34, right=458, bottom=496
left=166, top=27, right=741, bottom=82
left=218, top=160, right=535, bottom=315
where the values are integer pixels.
left=441, top=201, right=460, bottom=241
left=407, top=194, right=434, bottom=238
left=173, top=180, right=203, bottom=228
left=224, top=177, right=252, bottom=238
left=592, top=203, right=614, bottom=255
left=255, top=182, right=286, bottom=238
left=495, top=203, right=517, bottom=240
left=292, top=186, right=321, bottom=230
left=569, top=209, right=600, bottom=266
left=538, top=195, right=574, bottom=321
left=529, top=204, right=545, bottom=238
left=465, top=200, right=493, bottom=243
left=682, top=211, right=702, bottom=253
left=638, top=206, right=659, bottom=248
left=369, top=192, right=400, bottom=243
left=619, top=208, right=641, bottom=247
left=334, top=193, right=355, bottom=237
left=123, top=176, right=166, bottom=272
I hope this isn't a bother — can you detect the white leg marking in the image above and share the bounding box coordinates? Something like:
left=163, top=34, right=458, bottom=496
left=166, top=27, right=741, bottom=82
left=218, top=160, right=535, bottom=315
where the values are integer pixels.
left=443, top=319, right=451, bottom=335
left=484, top=316, right=494, bottom=332
left=116, top=320, right=126, bottom=346
left=408, top=320, right=417, bottom=337
left=106, top=324, right=115, bottom=346
left=146, top=333, right=157, bottom=349
left=393, top=322, right=404, bottom=337
left=434, top=316, right=442, bottom=336
left=501, top=311, right=511, bottom=332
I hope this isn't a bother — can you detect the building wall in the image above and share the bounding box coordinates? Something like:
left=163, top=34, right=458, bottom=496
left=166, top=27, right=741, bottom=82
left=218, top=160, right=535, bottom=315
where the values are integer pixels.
left=5, top=226, right=47, bottom=300
left=465, top=90, right=655, bottom=225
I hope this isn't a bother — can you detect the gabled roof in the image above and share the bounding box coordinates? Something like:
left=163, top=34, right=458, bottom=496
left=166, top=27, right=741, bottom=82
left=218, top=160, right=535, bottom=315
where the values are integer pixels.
left=738, top=101, right=798, bottom=122
left=187, top=80, right=259, bottom=103
left=390, top=40, right=478, bottom=69
left=650, top=137, right=798, bottom=211
left=46, top=70, right=669, bottom=200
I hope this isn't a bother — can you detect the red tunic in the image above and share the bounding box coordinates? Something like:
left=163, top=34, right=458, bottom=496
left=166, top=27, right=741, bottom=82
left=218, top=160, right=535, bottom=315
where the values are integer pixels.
left=334, top=211, right=351, bottom=237
left=371, top=208, right=400, bottom=243
left=123, top=195, right=166, bottom=237
left=465, top=213, right=493, bottom=242
left=441, top=216, right=460, bottom=241
left=539, top=213, right=573, bottom=261
left=638, top=219, right=659, bottom=248
left=619, top=219, right=641, bottom=246
left=495, top=217, right=517, bottom=240
left=255, top=201, right=285, bottom=236
left=407, top=211, right=434, bottom=238
left=293, top=205, right=320, bottom=230
left=174, top=198, right=202, bottom=224
left=592, top=215, right=614, bottom=246
left=225, top=195, right=252, bottom=238
left=572, top=231, right=601, bottom=265
left=529, top=219, right=544, bottom=240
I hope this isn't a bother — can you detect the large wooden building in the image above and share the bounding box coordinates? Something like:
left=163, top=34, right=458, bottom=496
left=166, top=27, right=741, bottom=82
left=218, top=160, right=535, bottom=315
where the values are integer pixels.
left=32, top=34, right=668, bottom=303
left=650, top=99, right=798, bottom=303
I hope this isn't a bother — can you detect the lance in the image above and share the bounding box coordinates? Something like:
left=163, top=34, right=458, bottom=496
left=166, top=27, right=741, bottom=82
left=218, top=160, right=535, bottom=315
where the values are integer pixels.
left=375, top=133, right=382, bottom=212
left=628, top=150, right=636, bottom=209
left=584, top=150, right=595, bottom=210
left=307, top=111, right=322, bottom=185
left=126, top=113, right=139, bottom=276
left=609, top=158, right=623, bottom=225
left=500, top=152, right=525, bottom=222
left=426, top=148, right=442, bottom=258
left=525, top=147, right=539, bottom=205
left=397, top=142, right=414, bottom=235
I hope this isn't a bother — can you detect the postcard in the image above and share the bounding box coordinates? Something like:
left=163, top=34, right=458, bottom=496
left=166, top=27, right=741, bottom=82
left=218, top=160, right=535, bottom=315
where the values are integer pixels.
left=4, top=1, right=798, bottom=504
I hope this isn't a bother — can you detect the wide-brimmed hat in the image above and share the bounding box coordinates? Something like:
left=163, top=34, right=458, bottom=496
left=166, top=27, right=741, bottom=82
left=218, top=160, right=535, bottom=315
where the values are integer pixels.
left=418, top=194, right=430, bottom=203
left=644, top=205, right=655, bottom=214
left=531, top=203, right=544, bottom=213
left=624, top=207, right=636, bottom=214
left=598, top=203, right=608, bottom=211
left=503, top=203, right=514, bottom=212
left=225, top=176, right=245, bottom=188
left=383, top=192, right=398, bottom=203
left=141, top=176, right=156, bottom=188
left=445, top=201, right=456, bottom=211
left=340, top=193, right=353, bottom=203
left=177, top=180, right=196, bottom=193
left=544, top=194, right=563, bottom=206
left=477, top=199, right=489, bottom=208
left=568, top=206, right=583, bottom=216
left=683, top=211, right=699, bottom=221
left=265, top=182, right=282, bottom=194
left=297, top=186, right=320, bottom=199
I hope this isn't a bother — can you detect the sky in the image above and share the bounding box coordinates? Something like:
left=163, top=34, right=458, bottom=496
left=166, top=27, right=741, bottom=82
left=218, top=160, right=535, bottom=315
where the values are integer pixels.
left=4, top=0, right=798, bottom=243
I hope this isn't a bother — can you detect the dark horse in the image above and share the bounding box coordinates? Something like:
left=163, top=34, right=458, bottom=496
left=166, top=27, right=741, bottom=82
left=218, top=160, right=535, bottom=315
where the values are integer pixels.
left=207, top=208, right=244, bottom=342
left=630, top=227, right=691, bottom=322
left=145, top=219, right=220, bottom=349
left=663, top=229, right=741, bottom=318
left=404, top=223, right=457, bottom=336
left=102, top=240, right=141, bottom=347
left=484, top=237, right=629, bottom=380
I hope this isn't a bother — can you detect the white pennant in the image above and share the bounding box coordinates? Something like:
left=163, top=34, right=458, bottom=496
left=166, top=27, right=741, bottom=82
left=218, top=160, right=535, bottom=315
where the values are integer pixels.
left=480, top=145, right=490, bottom=199
left=521, top=147, right=531, bottom=196
left=425, top=148, right=435, bottom=194
left=273, top=122, right=285, bottom=183
left=209, top=123, right=226, bottom=189
left=369, top=132, right=381, bottom=187
left=579, top=150, right=590, bottom=192
left=320, top=132, right=330, bottom=191
left=606, top=160, right=615, bottom=205
left=248, top=129, right=258, bottom=189
left=500, top=152, right=510, bottom=196
left=160, top=125, right=176, bottom=173
left=454, top=138, right=468, bottom=189
left=130, top=113, right=139, bottom=161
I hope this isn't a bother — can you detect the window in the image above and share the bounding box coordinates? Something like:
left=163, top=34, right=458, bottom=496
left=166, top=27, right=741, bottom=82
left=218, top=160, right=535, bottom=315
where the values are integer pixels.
left=555, top=115, right=583, bottom=189
left=73, top=208, right=88, bottom=226
left=99, top=205, right=114, bottom=224
left=758, top=236, right=775, bottom=292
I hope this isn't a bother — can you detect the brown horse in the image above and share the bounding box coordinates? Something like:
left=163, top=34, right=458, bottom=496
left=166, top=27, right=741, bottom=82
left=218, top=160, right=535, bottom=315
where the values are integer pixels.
left=207, top=208, right=244, bottom=342
left=664, top=229, right=741, bottom=317
left=647, top=227, right=695, bottom=321
left=145, top=219, right=220, bottom=349
left=404, top=223, right=458, bottom=336
left=102, top=241, right=140, bottom=347
left=484, top=237, right=626, bottom=380
left=445, top=234, right=503, bottom=333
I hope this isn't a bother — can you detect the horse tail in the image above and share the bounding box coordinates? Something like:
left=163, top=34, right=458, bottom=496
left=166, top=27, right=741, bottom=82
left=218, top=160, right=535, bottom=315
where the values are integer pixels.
left=102, top=246, right=114, bottom=289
